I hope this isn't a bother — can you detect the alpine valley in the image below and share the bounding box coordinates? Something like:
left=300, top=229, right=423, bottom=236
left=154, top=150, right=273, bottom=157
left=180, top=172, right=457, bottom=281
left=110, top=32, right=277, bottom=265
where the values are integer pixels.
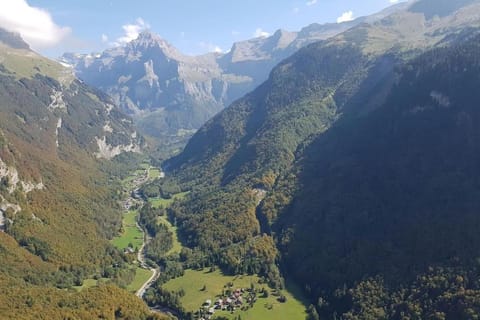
left=2, top=0, right=480, bottom=320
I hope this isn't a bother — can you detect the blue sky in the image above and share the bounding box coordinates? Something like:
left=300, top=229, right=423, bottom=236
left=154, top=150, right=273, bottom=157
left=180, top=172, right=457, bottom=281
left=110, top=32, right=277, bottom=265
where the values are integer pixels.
left=3, top=0, right=404, bottom=57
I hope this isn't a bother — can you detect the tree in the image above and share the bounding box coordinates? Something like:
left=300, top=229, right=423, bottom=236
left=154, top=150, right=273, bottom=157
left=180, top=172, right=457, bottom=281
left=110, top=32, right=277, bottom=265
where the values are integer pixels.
left=307, top=304, right=320, bottom=320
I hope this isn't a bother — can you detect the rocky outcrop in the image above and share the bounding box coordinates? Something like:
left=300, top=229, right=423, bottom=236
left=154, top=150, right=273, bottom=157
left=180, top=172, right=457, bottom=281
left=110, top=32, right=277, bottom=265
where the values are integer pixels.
left=0, top=158, right=44, bottom=194
left=94, top=136, right=141, bottom=160
left=0, top=157, right=44, bottom=225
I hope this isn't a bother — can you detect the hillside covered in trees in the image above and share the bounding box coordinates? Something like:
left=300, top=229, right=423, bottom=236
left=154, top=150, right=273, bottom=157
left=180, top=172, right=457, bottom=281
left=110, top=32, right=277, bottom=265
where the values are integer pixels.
left=0, top=28, right=167, bottom=318
left=157, top=1, right=480, bottom=318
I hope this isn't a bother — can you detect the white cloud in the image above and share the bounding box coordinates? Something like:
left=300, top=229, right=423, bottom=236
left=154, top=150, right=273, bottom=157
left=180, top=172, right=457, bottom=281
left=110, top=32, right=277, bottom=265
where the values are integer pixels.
left=114, top=18, right=149, bottom=46
left=390, top=0, right=399, bottom=2
left=199, top=41, right=223, bottom=53
left=337, top=11, right=354, bottom=23
left=293, top=7, right=300, bottom=14
left=101, top=34, right=108, bottom=43
left=0, top=0, right=71, bottom=50
left=306, top=0, right=318, bottom=6
left=253, top=28, right=270, bottom=38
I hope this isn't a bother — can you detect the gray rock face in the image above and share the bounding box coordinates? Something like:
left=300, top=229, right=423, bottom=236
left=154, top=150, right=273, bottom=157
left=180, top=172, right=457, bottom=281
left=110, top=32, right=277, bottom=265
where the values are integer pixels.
left=62, top=32, right=225, bottom=144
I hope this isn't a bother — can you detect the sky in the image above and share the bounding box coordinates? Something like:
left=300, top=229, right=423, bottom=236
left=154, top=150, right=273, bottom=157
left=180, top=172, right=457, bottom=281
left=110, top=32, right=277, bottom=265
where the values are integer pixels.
left=1, top=0, right=406, bottom=57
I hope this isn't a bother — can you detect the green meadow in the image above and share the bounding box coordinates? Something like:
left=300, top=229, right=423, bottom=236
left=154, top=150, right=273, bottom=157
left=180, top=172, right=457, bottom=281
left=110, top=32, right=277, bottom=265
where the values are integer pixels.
left=148, top=191, right=189, bottom=209
left=127, top=267, right=153, bottom=293
left=162, top=269, right=307, bottom=320
left=111, top=210, right=143, bottom=250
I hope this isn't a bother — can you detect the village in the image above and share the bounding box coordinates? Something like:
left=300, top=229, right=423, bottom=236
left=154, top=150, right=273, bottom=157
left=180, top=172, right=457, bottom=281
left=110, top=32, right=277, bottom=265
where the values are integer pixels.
left=122, top=168, right=149, bottom=211
left=196, top=284, right=269, bottom=320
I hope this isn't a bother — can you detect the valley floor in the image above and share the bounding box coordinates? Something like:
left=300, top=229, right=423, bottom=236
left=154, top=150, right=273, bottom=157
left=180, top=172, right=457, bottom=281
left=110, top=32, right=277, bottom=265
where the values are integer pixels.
left=75, top=164, right=160, bottom=295
left=114, top=164, right=160, bottom=295
left=107, top=163, right=308, bottom=319
left=162, top=268, right=307, bottom=320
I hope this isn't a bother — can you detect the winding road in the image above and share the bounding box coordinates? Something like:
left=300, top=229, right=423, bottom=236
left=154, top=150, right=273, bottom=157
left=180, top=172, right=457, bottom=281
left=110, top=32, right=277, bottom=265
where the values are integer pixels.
left=135, top=222, right=160, bottom=298
left=124, top=166, right=161, bottom=298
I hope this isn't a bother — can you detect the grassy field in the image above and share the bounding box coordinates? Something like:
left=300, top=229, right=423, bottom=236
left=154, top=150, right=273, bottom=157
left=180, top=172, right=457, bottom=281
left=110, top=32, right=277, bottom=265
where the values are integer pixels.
left=162, top=269, right=307, bottom=320
left=73, top=267, right=152, bottom=293
left=120, top=165, right=147, bottom=189
left=148, top=191, right=189, bottom=209
left=73, top=279, right=100, bottom=291
left=73, top=278, right=109, bottom=291
left=213, top=281, right=308, bottom=320
left=148, top=191, right=189, bottom=255
left=121, top=174, right=137, bottom=189
left=127, top=267, right=153, bottom=293
left=157, top=216, right=182, bottom=255
left=111, top=210, right=143, bottom=250
left=149, top=167, right=162, bottom=179
left=139, top=162, right=150, bottom=170
left=0, top=45, right=67, bottom=80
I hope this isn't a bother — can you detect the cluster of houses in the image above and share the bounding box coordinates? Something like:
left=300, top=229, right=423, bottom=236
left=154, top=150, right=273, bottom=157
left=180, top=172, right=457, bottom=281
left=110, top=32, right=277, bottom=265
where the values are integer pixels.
left=123, top=166, right=164, bottom=211
left=122, top=169, right=149, bottom=210
left=198, top=287, right=259, bottom=320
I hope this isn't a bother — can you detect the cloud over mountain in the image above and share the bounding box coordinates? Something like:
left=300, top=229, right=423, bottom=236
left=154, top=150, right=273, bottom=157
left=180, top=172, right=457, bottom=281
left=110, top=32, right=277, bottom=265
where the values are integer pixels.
left=113, top=18, right=150, bottom=46
left=337, top=10, right=354, bottom=23
left=0, top=0, right=70, bottom=50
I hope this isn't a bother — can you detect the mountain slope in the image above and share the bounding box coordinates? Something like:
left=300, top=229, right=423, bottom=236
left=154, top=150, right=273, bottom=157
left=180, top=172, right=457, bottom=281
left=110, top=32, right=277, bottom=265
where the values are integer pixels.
left=0, top=28, right=163, bottom=319
left=157, top=0, right=480, bottom=317
left=167, top=0, right=480, bottom=225
left=278, top=29, right=480, bottom=319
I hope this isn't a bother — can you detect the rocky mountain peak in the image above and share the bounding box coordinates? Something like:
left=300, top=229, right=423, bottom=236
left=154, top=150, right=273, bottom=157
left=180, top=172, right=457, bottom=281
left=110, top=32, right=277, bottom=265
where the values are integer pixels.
left=0, top=27, right=30, bottom=50
left=135, top=30, right=164, bottom=45
left=129, top=30, right=184, bottom=60
left=270, top=29, right=297, bottom=50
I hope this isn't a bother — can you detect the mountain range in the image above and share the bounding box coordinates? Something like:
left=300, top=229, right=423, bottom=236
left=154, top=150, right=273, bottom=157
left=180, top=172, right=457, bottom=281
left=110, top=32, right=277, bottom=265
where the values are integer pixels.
left=61, top=2, right=408, bottom=155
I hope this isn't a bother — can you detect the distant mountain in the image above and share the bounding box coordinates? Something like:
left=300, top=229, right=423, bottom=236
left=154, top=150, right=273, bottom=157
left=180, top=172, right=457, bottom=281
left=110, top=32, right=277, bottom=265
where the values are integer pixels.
left=62, top=31, right=226, bottom=155
left=409, top=0, right=476, bottom=18
left=0, top=28, right=160, bottom=319
left=62, top=2, right=407, bottom=155
left=157, top=0, right=480, bottom=318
